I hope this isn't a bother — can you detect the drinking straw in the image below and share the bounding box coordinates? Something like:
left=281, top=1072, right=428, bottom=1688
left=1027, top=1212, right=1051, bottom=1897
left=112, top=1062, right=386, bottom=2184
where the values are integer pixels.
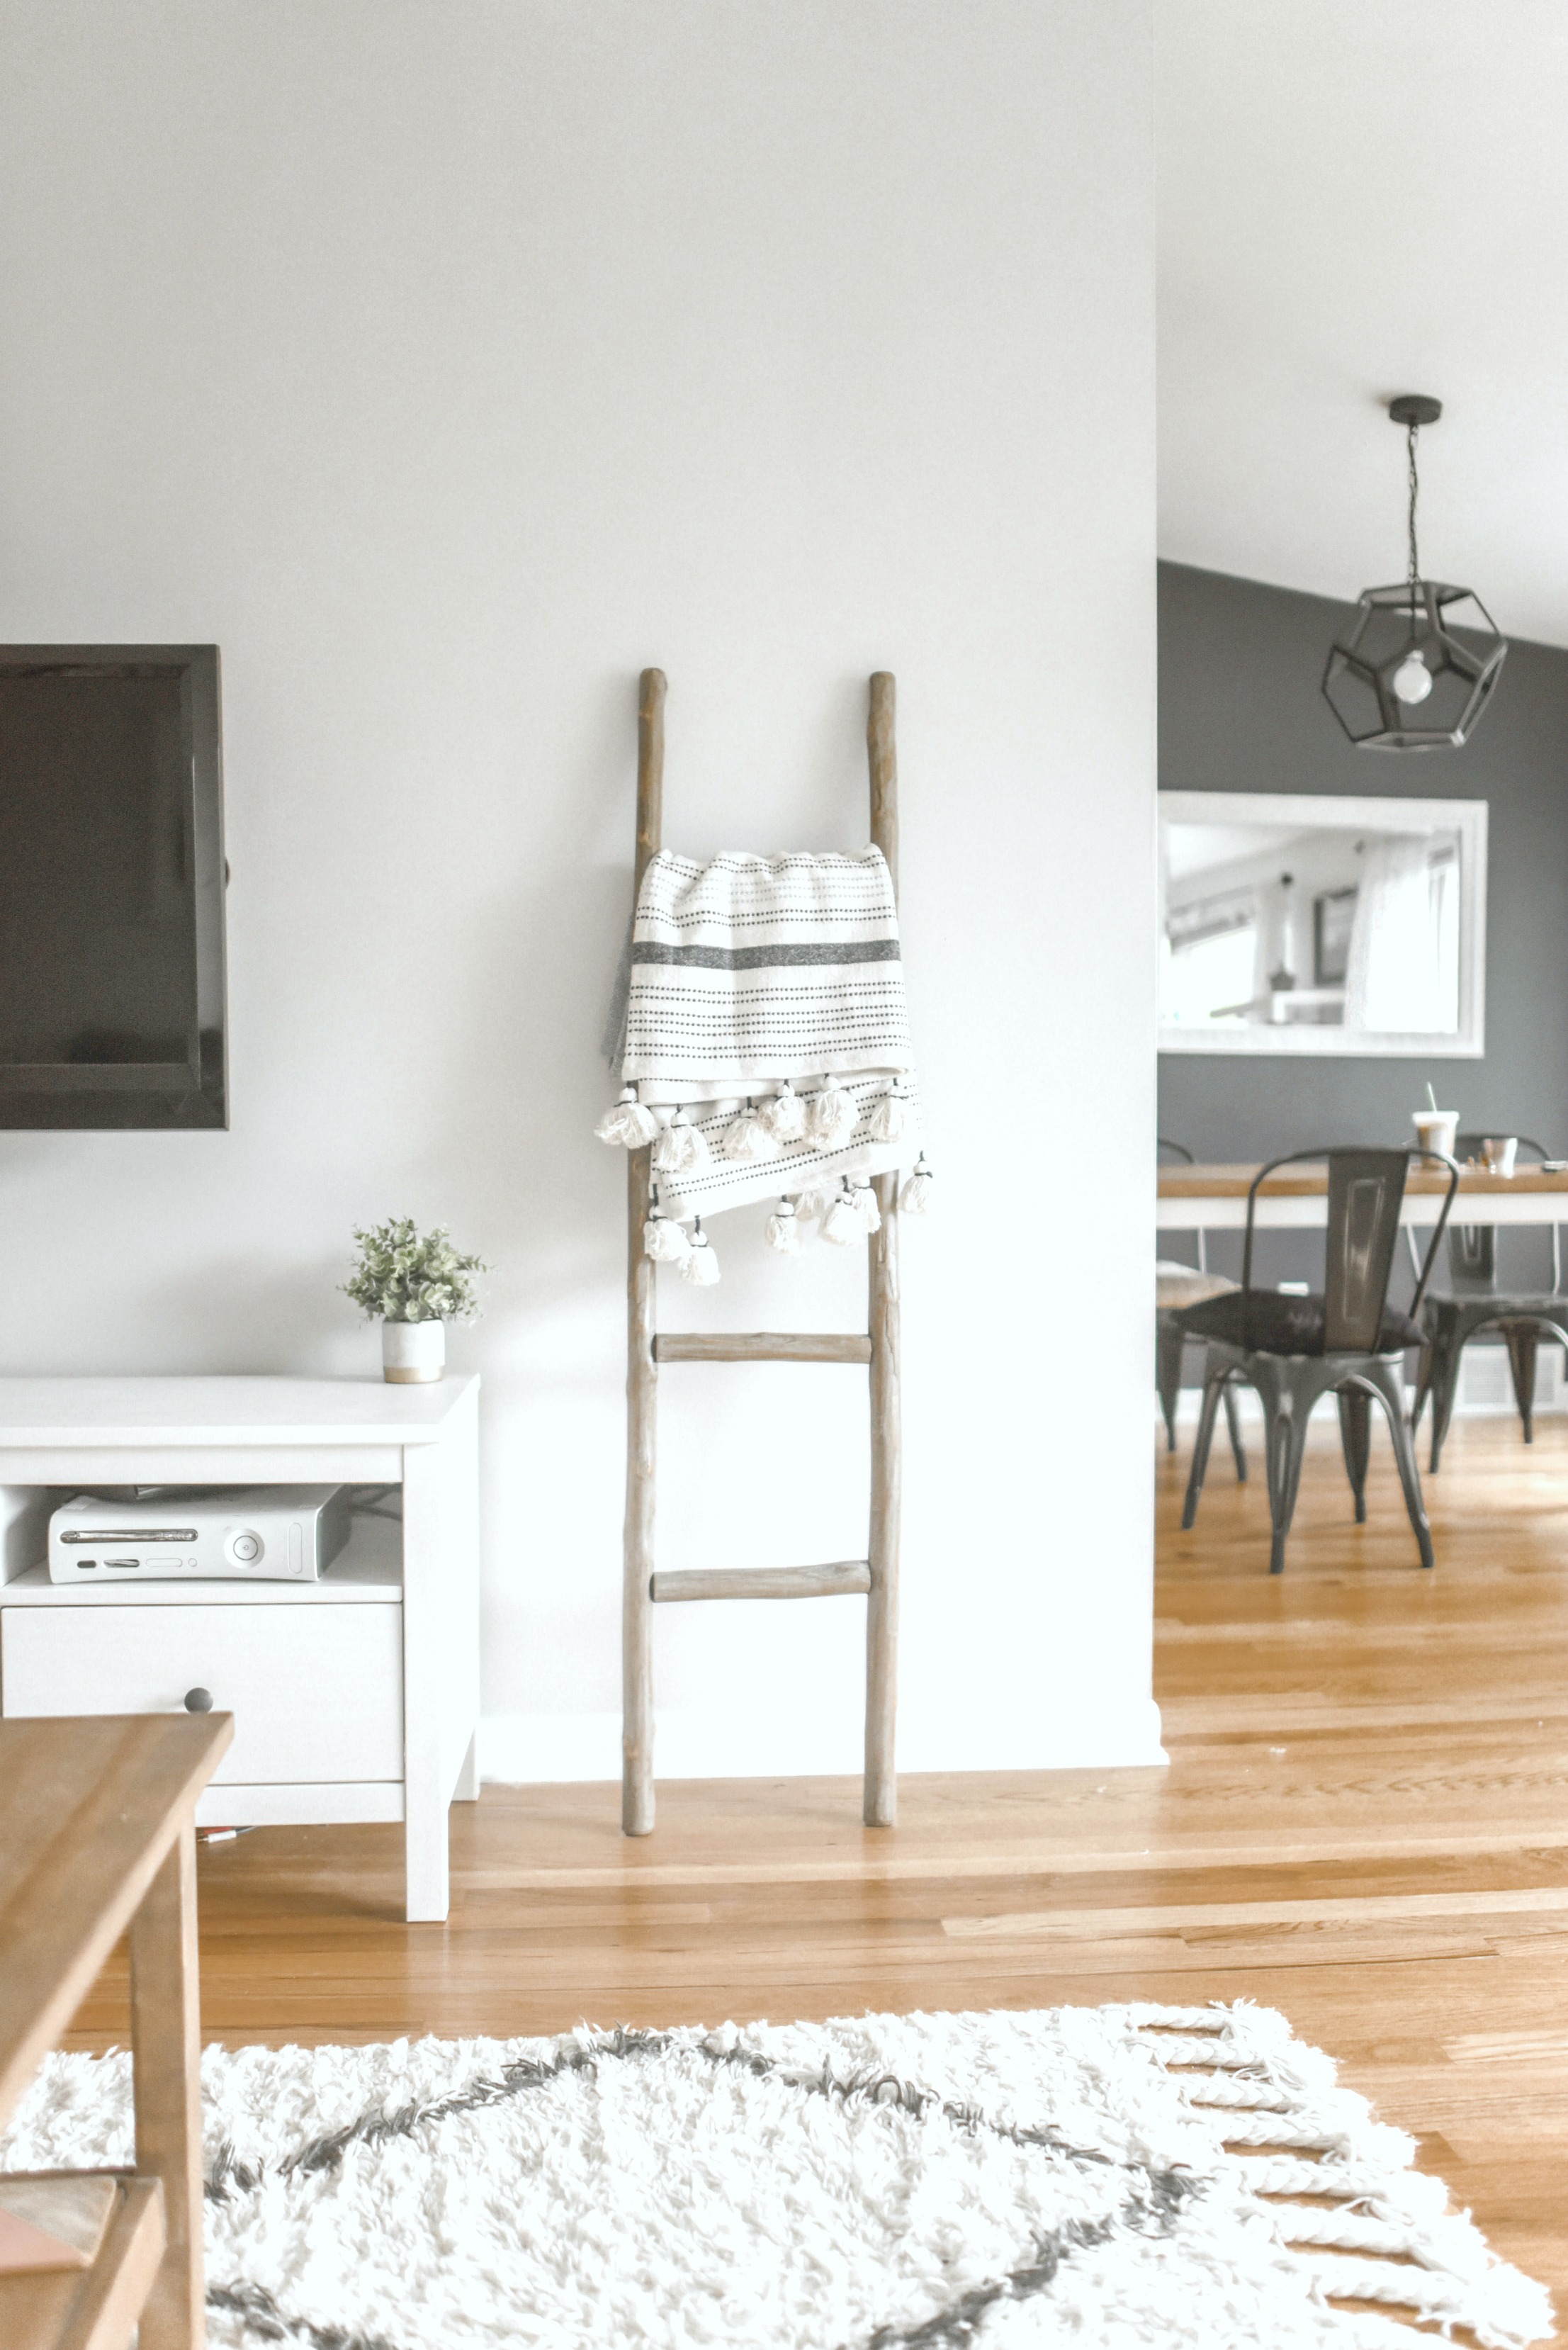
left=1426, top=1083, right=1440, bottom=1113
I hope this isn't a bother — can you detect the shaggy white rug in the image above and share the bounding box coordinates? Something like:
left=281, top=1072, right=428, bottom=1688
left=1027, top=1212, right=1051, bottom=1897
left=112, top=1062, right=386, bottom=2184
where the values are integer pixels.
left=0, top=2002, right=1552, bottom=2350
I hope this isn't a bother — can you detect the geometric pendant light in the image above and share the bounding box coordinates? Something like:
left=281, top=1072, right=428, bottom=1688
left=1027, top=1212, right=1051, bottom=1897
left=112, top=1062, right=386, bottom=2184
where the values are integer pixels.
left=1321, top=395, right=1506, bottom=751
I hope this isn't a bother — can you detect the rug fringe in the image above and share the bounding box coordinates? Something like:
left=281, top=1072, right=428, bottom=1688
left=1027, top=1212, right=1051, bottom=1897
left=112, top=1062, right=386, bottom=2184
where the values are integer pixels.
left=1129, top=2003, right=1554, bottom=2350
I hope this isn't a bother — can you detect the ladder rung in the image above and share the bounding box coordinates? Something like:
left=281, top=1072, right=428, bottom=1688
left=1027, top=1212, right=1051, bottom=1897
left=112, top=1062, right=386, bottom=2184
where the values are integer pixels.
left=653, top=1332, right=872, bottom=1365
left=650, top=1561, right=872, bottom=1603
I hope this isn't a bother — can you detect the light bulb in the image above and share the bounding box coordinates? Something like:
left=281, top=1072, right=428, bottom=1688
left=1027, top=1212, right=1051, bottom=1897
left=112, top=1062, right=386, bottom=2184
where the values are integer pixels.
left=1392, top=650, right=1433, bottom=705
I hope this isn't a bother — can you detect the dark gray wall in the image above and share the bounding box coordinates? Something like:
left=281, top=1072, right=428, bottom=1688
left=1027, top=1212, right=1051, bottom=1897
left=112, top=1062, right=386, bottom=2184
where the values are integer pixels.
left=1158, top=561, right=1568, bottom=1295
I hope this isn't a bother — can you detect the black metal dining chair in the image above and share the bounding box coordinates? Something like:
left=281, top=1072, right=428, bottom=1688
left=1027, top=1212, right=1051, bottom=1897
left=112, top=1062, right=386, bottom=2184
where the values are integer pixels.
left=1411, top=1134, right=1568, bottom=1467
left=1156, top=1137, right=1246, bottom=1476
left=1173, top=1147, right=1459, bottom=1575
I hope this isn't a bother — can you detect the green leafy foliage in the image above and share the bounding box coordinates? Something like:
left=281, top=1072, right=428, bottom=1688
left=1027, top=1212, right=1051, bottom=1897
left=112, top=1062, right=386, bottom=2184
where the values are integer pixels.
left=342, top=1218, right=487, bottom=1325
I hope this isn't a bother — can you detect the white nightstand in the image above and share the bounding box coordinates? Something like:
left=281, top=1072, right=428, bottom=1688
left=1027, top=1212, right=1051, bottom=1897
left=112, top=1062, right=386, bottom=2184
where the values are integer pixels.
left=0, top=1375, right=480, bottom=1923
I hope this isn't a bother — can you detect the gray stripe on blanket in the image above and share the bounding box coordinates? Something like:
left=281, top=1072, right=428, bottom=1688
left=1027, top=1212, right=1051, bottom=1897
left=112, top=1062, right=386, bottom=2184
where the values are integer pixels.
left=631, top=940, right=902, bottom=971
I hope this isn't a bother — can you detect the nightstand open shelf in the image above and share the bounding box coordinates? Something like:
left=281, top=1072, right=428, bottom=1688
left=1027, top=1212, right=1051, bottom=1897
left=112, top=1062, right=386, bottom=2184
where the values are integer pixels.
left=0, top=1377, right=480, bottom=1922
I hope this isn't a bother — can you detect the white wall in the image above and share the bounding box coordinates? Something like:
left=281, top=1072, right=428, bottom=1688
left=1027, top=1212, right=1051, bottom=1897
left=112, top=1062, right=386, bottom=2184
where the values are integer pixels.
left=1157, top=1, right=1568, bottom=647
left=0, top=1, right=1160, bottom=1783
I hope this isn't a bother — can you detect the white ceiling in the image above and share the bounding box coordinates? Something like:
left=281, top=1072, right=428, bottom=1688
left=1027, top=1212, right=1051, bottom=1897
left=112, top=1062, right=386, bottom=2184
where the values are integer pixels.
left=1163, top=821, right=1311, bottom=882
left=1157, top=1, right=1568, bottom=646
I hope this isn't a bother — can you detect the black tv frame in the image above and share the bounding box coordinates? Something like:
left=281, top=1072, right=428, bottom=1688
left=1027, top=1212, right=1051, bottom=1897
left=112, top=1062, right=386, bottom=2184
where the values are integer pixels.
left=0, top=644, right=228, bottom=1129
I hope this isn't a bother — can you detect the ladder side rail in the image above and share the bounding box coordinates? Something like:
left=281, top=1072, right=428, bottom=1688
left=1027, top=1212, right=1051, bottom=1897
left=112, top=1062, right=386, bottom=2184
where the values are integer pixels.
left=865, top=672, right=903, bottom=1827
left=622, top=667, right=665, bottom=1835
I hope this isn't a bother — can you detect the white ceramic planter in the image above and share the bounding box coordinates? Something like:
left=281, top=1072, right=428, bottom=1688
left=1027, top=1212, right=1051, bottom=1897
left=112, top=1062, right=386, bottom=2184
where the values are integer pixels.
left=381, top=1318, right=446, bottom=1384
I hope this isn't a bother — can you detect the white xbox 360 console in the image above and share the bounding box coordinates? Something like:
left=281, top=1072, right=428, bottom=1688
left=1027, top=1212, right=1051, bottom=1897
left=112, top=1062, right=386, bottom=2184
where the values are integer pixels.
left=48, top=1485, right=351, bottom=1584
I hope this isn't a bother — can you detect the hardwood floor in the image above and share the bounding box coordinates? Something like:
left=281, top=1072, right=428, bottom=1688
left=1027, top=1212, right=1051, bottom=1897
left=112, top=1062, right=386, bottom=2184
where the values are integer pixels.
left=62, top=1414, right=1568, bottom=2308
left=1154, top=1408, right=1568, bottom=2307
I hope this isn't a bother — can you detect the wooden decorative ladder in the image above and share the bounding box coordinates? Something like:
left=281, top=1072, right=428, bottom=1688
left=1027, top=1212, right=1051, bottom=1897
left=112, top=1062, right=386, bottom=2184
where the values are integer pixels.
left=621, top=668, right=903, bottom=1835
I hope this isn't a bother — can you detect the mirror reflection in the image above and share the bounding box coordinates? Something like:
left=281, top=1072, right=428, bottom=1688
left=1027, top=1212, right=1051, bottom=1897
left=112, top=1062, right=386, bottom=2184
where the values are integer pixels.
left=1158, top=791, right=1486, bottom=1055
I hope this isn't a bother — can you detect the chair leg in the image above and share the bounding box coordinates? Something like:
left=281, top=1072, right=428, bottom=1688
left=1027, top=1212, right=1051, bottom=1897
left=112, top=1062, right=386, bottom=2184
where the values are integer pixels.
left=1181, top=1367, right=1228, bottom=1531
left=1504, top=1322, right=1539, bottom=1444
left=1336, top=1385, right=1372, bottom=1524
left=1428, top=1325, right=1462, bottom=1473
left=1156, top=1314, right=1183, bottom=1453
left=1410, top=1330, right=1433, bottom=1433
left=1363, top=1361, right=1434, bottom=1570
left=1222, top=1375, right=1248, bottom=1483
left=1261, top=1388, right=1313, bottom=1576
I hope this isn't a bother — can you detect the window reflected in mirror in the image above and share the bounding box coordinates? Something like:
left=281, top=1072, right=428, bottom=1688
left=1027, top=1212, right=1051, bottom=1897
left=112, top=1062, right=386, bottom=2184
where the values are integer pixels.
left=1158, top=792, right=1486, bottom=1057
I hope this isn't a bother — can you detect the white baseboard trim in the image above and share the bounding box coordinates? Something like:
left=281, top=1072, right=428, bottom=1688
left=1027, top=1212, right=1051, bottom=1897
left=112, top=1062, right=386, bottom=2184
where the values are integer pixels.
left=196, top=1781, right=405, bottom=1826
left=478, top=1696, right=1167, bottom=1788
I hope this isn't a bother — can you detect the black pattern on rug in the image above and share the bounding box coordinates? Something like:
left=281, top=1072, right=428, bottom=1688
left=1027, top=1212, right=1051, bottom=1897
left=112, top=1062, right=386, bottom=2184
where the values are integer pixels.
left=204, top=2026, right=1201, bottom=2350
left=863, top=2215, right=1124, bottom=2350
left=208, top=2282, right=402, bottom=2350
left=205, top=2025, right=1185, bottom=2198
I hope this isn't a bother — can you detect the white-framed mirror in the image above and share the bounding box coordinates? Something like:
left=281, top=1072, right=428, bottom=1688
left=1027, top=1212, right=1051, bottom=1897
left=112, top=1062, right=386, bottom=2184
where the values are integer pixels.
left=1158, top=791, right=1487, bottom=1057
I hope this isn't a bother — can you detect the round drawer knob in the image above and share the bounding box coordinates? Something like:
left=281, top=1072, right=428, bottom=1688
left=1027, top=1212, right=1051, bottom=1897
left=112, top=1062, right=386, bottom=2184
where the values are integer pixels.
left=184, top=1687, right=213, bottom=1713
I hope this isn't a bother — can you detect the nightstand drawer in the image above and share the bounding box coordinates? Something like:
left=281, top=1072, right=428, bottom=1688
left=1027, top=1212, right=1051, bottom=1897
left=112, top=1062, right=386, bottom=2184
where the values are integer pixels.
left=0, top=1603, right=404, bottom=1784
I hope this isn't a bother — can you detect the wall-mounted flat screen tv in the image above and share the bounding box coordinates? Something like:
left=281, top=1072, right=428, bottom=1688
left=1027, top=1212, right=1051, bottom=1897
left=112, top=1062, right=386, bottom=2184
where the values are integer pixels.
left=0, top=646, right=227, bottom=1128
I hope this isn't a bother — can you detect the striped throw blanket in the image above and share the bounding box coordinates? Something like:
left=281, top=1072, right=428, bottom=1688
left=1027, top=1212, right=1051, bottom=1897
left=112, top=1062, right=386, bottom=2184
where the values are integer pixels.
left=597, top=848, right=925, bottom=1241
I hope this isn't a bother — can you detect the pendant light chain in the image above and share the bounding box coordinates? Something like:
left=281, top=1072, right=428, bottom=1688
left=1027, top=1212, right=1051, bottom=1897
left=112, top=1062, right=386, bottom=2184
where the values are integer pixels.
left=1322, top=390, right=1506, bottom=748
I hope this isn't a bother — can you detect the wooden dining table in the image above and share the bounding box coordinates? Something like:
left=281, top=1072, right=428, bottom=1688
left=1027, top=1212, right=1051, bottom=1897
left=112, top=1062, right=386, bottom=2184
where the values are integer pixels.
left=1158, top=1159, right=1568, bottom=1233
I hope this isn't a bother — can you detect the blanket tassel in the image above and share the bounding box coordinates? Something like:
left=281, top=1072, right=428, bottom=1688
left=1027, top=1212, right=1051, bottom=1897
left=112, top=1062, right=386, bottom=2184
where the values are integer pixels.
left=821, top=1181, right=867, bottom=1247
left=721, top=1100, right=779, bottom=1161
left=765, top=1199, right=803, bottom=1254
left=654, top=1108, right=710, bottom=1176
left=681, top=1218, right=721, bottom=1286
left=760, top=1081, right=805, bottom=1143
left=596, top=1085, right=660, bottom=1148
left=867, top=1079, right=910, bottom=1144
left=643, top=1193, right=692, bottom=1264
left=901, top=1154, right=935, bottom=1213
left=805, top=1078, right=857, bottom=1149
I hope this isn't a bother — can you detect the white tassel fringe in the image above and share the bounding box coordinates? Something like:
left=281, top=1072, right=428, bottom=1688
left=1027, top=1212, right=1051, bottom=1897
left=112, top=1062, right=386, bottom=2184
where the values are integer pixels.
left=721, top=1102, right=779, bottom=1161
left=804, top=1079, right=857, bottom=1149
left=867, top=1083, right=909, bottom=1145
left=653, top=1109, right=709, bottom=1176
left=901, top=1154, right=935, bottom=1214
left=759, top=1081, right=805, bottom=1143
left=820, top=1188, right=865, bottom=1247
left=643, top=1210, right=692, bottom=1264
left=595, top=1086, right=660, bottom=1148
left=680, top=1221, right=721, bottom=1286
left=794, top=1181, right=839, bottom=1221
left=764, top=1201, right=803, bottom=1254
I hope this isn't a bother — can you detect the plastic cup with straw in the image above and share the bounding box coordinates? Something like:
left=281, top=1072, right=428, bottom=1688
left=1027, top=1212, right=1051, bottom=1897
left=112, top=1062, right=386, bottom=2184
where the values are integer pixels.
left=1413, top=1081, right=1457, bottom=1164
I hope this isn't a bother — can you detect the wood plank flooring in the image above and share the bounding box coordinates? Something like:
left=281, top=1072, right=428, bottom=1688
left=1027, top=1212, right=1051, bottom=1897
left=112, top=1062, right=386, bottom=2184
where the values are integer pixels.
left=60, top=1415, right=1568, bottom=2310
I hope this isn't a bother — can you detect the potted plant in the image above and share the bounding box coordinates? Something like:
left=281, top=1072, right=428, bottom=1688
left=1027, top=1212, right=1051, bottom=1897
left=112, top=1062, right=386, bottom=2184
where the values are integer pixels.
left=342, top=1218, right=487, bottom=1383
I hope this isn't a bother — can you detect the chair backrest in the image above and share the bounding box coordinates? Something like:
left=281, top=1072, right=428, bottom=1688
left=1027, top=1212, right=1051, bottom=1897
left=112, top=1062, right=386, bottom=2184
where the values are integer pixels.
left=1241, top=1146, right=1460, bottom=1353
left=1447, top=1136, right=1550, bottom=1291
left=1447, top=1221, right=1498, bottom=1291
left=1156, top=1137, right=1209, bottom=1273
left=1323, top=1150, right=1412, bottom=1350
